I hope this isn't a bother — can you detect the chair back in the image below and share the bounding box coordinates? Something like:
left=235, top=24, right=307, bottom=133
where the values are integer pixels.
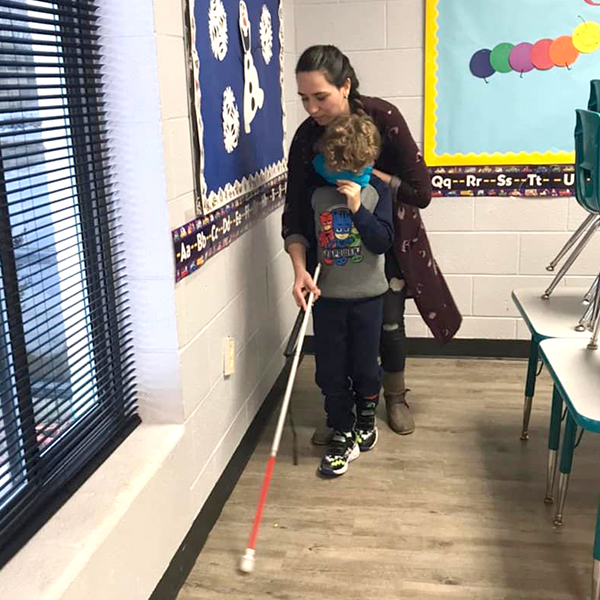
left=575, top=109, right=600, bottom=214
left=588, top=80, right=600, bottom=113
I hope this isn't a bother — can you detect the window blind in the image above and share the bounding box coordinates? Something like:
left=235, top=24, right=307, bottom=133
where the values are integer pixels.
left=0, top=0, right=138, bottom=563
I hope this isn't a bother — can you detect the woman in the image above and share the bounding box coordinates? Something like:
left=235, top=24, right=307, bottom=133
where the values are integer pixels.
left=282, top=45, right=461, bottom=443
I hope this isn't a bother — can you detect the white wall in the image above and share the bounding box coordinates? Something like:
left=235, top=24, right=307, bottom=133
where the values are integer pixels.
left=0, top=0, right=299, bottom=598
left=292, top=0, right=596, bottom=340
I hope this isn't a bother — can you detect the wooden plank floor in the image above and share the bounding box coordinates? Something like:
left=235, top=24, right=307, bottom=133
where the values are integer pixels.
left=177, top=357, right=600, bottom=600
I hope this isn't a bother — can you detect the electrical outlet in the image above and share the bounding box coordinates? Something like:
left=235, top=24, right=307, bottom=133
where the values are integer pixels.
left=223, top=337, right=235, bottom=377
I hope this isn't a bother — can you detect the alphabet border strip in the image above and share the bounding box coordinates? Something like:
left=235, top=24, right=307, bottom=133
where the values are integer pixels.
left=172, top=174, right=286, bottom=283
left=428, top=165, right=575, bottom=197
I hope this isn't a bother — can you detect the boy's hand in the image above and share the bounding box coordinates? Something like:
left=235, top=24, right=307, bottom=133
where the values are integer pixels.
left=336, top=180, right=361, bottom=214
left=293, top=269, right=321, bottom=310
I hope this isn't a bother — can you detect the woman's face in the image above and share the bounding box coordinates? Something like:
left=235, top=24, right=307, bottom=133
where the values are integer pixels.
left=296, top=70, right=351, bottom=126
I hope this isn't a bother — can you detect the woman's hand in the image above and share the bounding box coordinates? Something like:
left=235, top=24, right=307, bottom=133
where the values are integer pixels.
left=336, top=179, right=362, bottom=214
left=372, top=168, right=392, bottom=184
left=293, top=269, right=321, bottom=311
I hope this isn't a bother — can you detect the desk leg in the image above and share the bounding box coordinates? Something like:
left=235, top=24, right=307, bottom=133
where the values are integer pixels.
left=553, top=412, right=577, bottom=527
left=593, top=487, right=600, bottom=600
left=521, top=340, right=539, bottom=441
left=544, top=385, right=563, bottom=504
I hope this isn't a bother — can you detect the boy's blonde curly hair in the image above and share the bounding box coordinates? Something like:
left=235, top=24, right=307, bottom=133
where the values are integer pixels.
left=316, top=113, right=381, bottom=173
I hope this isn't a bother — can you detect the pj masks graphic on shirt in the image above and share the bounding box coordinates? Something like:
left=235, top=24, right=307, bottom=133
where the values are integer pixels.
left=318, top=211, right=335, bottom=265
left=318, top=208, right=363, bottom=266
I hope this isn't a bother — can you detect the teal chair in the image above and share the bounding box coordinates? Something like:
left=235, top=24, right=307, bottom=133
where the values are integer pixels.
left=575, top=109, right=600, bottom=216
left=589, top=79, right=600, bottom=113
left=578, top=109, right=600, bottom=351
left=543, top=87, right=600, bottom=298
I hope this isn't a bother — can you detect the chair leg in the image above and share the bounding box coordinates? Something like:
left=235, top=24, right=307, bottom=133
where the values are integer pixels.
left=585, top=275, right=599, bottom=304
left=543, top=217, right=600, bottom=299
left=589, top=274, right=600, bottom=348
left=544, top=385, right=563, bottom=504
left=576, top=300, right=595, bottom=332
left=553, top=412, right=577, bottom=527
left=546, top=213, right=597, bottom=271
left=521, top=339, right=539, bottom=441
left=577, top=276, right=600, bottom=332
left=593, top=489, right=600, bottom=600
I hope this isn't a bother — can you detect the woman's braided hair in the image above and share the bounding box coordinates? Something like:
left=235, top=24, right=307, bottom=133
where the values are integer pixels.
left=295, top=45, right=366, bottom=116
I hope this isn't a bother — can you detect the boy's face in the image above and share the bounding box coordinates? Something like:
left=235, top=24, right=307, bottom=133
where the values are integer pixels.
left=296, top=71, right=351, bottom=127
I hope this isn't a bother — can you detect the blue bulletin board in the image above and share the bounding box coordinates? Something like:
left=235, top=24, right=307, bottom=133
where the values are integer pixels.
left=425, top=0, right=600, bottom=194
left=188, top=0, right=287, bottom=214
left=173, top=0, right=287, bottom=282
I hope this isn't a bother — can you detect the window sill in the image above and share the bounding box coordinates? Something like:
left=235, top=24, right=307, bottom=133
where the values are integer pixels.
left=0, top=423, right=188, bottom=600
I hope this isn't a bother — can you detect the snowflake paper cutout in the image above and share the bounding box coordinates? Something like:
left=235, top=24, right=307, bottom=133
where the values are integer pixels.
left=222, top=87, right=240, bottom=153
left=208, top=0, right=228, bottom=61
left=259, top=5, right=273, bottom=65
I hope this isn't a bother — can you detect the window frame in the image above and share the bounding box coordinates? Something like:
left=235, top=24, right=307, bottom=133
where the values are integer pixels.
left=0, top=0, right=139, bottom=566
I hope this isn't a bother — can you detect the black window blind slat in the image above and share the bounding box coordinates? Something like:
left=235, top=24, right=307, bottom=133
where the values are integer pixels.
left=0, top=2, right=99, bottom=24
left=0, top=57, right=96, bottom=69
left=0, top=105, right=105, bottom=127
left=0, top=0, right=138, bottom=567
left=0, top=31, right=99, bottom=48
left=0, top=48, right=83, bottom=60
left=0, top=35, right=99, bottom=52
left=0, top=0, right=97, bottom=11
left=0, top=92, right=104, bottom=107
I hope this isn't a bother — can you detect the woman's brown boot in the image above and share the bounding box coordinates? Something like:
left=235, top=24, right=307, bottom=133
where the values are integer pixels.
left=383, top=370, right=415, bottom=435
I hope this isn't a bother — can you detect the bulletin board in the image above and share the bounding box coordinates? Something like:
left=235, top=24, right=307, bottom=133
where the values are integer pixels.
left=424, top=0, right=600, bottom=196
left=173, top=0, right=287, bottom=282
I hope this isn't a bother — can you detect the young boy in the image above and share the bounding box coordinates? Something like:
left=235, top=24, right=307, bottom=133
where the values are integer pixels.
left=310, top=113, right=393, bottom=477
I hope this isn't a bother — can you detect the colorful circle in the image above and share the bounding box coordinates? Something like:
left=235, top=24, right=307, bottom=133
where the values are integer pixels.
left=490, top=42, right=514, bottom=73
left=531, top=39, right=554, bottom=70
left=572, top=21, right=600, bottom=53
left=509, top=42, right=534, bottom=73
left=549, top=35, right=580, bottom=67
left=470, top=49, right=496, bottom=79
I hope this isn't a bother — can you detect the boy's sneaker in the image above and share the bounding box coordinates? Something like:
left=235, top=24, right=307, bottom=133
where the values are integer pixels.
left=318, top=431, right=359, bottom=477
left=356, top=400, right=378, bottom=451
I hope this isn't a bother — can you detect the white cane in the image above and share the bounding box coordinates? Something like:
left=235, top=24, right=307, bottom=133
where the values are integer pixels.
left=239, top=263, right=321, bottom=574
